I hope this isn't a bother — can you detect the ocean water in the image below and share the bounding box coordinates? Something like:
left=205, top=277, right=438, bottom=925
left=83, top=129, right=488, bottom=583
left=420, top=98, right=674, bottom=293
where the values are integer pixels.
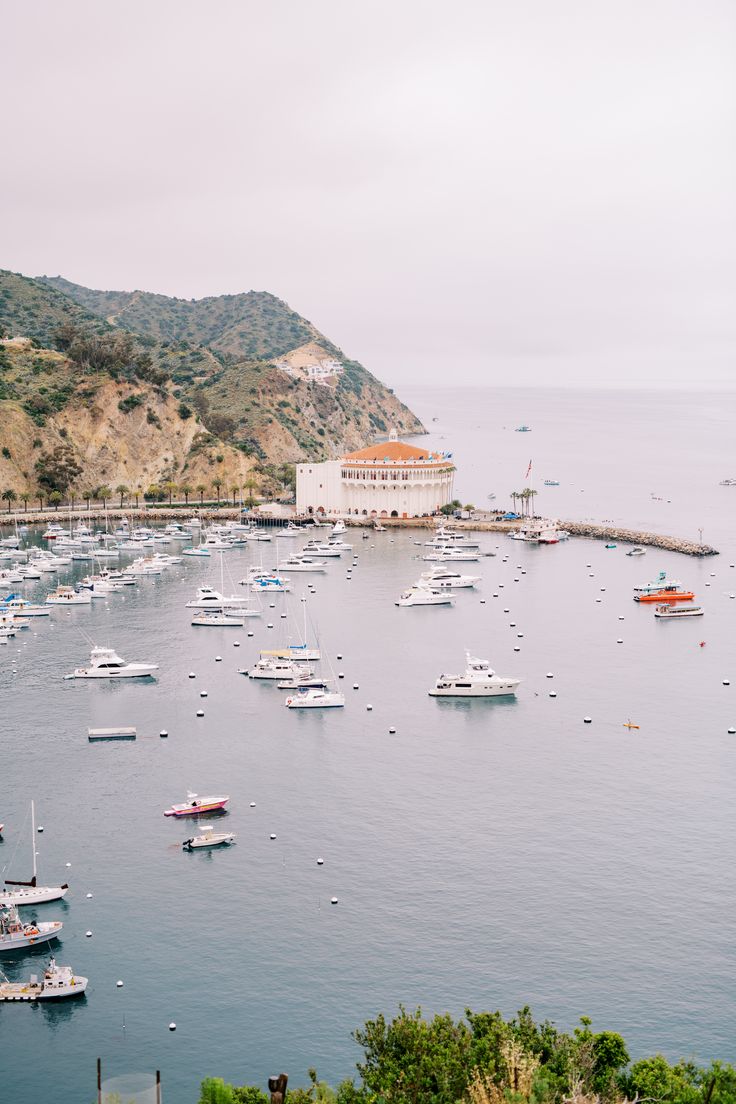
left=1, top=386, right=735, bottom=1103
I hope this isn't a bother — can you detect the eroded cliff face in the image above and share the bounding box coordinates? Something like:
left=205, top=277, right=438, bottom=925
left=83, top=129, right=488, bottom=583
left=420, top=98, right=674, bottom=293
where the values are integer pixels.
left=0, top=375, right=256, bottom=497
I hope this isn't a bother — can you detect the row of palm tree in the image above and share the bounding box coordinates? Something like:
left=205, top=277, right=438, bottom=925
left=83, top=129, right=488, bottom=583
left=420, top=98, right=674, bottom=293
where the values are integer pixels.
left=0, top=476, right=261, bottom=513
left=509, top=487, right=538, bottom=517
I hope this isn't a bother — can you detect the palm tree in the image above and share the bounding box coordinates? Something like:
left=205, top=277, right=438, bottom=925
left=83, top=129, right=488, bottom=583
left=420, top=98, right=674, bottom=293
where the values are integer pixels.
left=36, top=489, right=44, bottom=510
left=231, top=484, right=241, bottom=507
left=134, top=485, right=142, bottom=509
left=82, top=488, right=95, bottom=510
left=163, top=481, right=178, bottom=506
left=520, top=487, right=537, bottom=516
left=196, top=483, right=206, bottom=506
left=98, top=486, right=112, bottom=507
left=510, top=491, right=519, bottom=514
left=115, top=484, right=129, bottom=508
left=180, top=483, right=193, bottom=506
left=49, top=490, right=62, bottom=510
left=20, top=487, right=32, bottom=511
left=244, top=475, right=259, bottom=508
left=1, top=488, right=17, bottom=513
left=212, top=479, right=222, bottom=504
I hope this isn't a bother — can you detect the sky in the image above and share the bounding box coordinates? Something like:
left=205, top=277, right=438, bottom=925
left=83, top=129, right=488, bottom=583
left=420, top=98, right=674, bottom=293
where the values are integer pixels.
left=2, top=0, right=734, bottom=389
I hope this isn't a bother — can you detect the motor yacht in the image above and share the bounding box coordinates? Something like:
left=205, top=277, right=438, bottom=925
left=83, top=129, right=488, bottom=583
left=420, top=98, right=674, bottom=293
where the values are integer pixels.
left=246, top=657, right=310, bottom=680
left=302, top=541, right=342, bottom=557
left=654, top=604, right=704, bottom=618
left=277, top=556, right=327, bottom=572
left=182, top=825, right=236, bottom=849
left=183, top=547, right=210, bottom=557
left=627, top=547, right=646, bottom=556
left=45, top=585, right=92, bottom=606
left=420, top=567, right=480, bottom=588
left=184, top=516, right=202, bottom=529
left=0, top=595, right=50, bottom=617
left=42, top=523, right=69, bottom=540
left=0, top=568, right=24, bottom=585
left=191, top=611, right=245, bottom=627
left=429, top=653, right=521, bottom=697
left=164, top=793, right=229, bottom=817
left=633, top=570, right=682, bottom=594
left=285, top=687, right=345, bottom=709
left=0, top=957, right=87, bottom=1002
left=422, top=548, right=479, bottom=563
left=185, top=585, right=251, bottom=609
left=327, top=539, right=352, bottom=552
left=65, top=646, right=159, bottom=679
left=396, top=586, right=454, bottom=607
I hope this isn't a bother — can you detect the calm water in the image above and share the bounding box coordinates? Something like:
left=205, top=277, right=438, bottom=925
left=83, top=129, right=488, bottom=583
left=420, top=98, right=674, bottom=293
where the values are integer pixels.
left=1, top=387, right=736, bottom=1102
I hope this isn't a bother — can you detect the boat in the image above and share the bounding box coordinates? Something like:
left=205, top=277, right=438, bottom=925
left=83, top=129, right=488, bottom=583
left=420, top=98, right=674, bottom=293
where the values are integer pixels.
left=654, top=604, right=704, bottom=618
left=396, top=585, right=454, bottom=607
left=626, top=547, right=646, bottom=556
left=515, top=425, right=531, bottom=432
left=326, top=539, right=352, bottom=552
left=719, top=479, right=736, bottom=486
left=422, top=548, right=479, bottom=562
left=373, top=522, right=387, bottom=532
left=247, top=573, right=291, bottom=593
left=182, top=825, right=236, bottom=849
left=429, top=653, right=521, bottom=697
left=277, top=674, right=330, bottom=690
left=633, top=570, right=682, bottom=594
left=276, top=556, right=327, bottom=572
left=605, top=543, right=617, bottom=549
left=420, top=568, right=480, bottom=589
left=184, top=516, right=202, bottom=529
left=185, top=585, right=251, bottom=609
left=487, top=493, right=496, bottom=500
left=332, top=520, right=347, bottom=535
left=45, top=585, right=92, bottom=606
left=260, top=643, right=321, bottom=662
left=0, top=595, right=50, bottom=617
left=543, top=480, right=560, bottom=486
left=65, top=645, right=159, bottom=679
left=0, top=907, right=63, bottom=953
left=0, top=956, right=87, bottom=1001
left=285, top=687, right=345, bottom=709
left=163, top=793, right=229, bottom=818
left=182, top=547, right=210, bottom=557
left=0, top=802, right=69, bottom=908
left=191, top=611, right=245, bottom=627
left=634, top=588, right=695, bottom=603
left=301, top=541, right=342, bottom=557
left=246, top=657, right=310, bottom=680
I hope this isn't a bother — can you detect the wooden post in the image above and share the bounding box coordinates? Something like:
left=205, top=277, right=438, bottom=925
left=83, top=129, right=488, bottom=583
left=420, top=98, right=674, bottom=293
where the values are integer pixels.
left=97, top=1058, right=102, bottom=1104
left=156, top=1069, right=162, bottom=1104
left=268, top=1073, right=288, bottom=1103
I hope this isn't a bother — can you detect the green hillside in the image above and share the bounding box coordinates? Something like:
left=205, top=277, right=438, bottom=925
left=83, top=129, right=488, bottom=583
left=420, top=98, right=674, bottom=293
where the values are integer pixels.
left=0, top=270, right=108, bottom=347
left=40, top=276, right=330, bottom=361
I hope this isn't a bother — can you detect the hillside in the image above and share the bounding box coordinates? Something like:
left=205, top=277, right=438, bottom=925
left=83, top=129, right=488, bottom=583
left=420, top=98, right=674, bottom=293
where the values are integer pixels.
left=0, top=269, right=425, bottom=499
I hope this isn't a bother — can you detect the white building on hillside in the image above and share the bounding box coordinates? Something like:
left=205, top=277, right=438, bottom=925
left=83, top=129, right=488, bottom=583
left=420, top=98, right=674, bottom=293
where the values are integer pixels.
left=296, top=438, right=456, bottom=519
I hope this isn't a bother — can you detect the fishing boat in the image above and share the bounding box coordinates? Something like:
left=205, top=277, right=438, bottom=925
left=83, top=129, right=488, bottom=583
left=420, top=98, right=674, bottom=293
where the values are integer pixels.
left=0, top=957, right=87, bottom=1001
left=0, top=906, right=63, bottom=952
left=634, top=588, right=695, bottom=603
left=163, top=793, right=229, bottom=818
left=0, top=802, right=69, bottom=907
left=429, top=653, right=521, bottom=698
left=654, top=604, right=704, bottom=618
left=285, top=687, right=345, bottom=709
left=626, top=547, right=646, bottom=556
left=633, top=570, right=682, bottom=594
left=191, top=611, right=245, bottom=627
left=182, top=825, right=236, bottom=849
left=65, top=645, right=159, bottom=679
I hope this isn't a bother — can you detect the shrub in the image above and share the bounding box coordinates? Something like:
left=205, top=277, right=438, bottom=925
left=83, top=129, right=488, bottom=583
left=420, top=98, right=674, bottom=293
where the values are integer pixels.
left=118, top=394, right=144, bottom=414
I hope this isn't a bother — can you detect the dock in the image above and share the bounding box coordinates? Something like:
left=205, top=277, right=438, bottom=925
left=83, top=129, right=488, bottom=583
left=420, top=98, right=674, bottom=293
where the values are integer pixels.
left=87, top=726, right=137, bottom=741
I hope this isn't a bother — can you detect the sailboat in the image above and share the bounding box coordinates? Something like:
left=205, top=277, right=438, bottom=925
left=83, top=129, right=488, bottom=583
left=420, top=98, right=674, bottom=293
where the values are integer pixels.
left=0, top=803, right=69, bottom=907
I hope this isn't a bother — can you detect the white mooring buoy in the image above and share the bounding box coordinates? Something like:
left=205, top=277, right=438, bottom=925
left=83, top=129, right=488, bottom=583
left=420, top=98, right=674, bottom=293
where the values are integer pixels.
left=583, top=717, right=592, bottom=724
left=169, top=1023, right=177, bottom=1031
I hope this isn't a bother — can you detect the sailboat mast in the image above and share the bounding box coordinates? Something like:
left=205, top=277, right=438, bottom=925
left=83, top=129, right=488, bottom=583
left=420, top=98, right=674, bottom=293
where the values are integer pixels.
left=31, top=801, right=37, bottom=883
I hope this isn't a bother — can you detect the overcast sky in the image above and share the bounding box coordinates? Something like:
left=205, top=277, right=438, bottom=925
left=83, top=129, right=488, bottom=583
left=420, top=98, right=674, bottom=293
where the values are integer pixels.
left=2, top=1, right=734, bottom=388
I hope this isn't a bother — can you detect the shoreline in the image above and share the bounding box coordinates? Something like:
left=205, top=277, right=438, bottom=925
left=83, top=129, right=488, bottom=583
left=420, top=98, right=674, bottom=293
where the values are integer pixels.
left=0, top=507, right=718, bottom=556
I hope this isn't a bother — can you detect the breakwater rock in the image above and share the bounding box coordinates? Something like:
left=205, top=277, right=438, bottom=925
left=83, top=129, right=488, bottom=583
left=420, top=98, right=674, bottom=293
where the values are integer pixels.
left=558, top=522, right=717, bottom=556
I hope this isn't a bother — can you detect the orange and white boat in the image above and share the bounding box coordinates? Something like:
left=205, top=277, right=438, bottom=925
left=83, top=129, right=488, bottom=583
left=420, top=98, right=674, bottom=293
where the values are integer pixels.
left=634, top=588, right=695, bottom=603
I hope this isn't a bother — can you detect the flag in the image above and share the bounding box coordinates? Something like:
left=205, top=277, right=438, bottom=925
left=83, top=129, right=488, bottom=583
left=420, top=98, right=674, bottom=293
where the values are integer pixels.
left=525, top=460, right=532, bottom=479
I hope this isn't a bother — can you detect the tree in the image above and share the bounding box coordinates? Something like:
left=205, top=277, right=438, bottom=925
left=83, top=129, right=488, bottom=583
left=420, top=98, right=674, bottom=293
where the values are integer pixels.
left=244, top=475, right=259, bottom=507
left=20, top=487, right=32, bottom=511
left=163, top=481, right=178, bottom=505
left=49, top=490, right=63, bottom=510
left=180, top=483, right=193, bottom=505
left=81, top=488, right=96, bottom=510
left=134, top=485, right=142, bottom=508
left=97, top=485, right=112, bottom=506
left=198, top=1078, right=235, bottom=1104
left=145, top=484, right=162, bottom=502
left=196, top=483, right=206, bottom=506
left=1, top=488, right=17, bottom=513
left=212, top=479, right=223, bottom=503
left=231, top=484, right=241, bottom=506
left=115, top=484, right=129, bottom=508
left=34, top=444, right=82, bottom=496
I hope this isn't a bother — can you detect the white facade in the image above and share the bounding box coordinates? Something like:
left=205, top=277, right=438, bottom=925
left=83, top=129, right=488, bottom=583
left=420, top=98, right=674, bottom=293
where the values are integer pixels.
left=296, top=442, right=455, bottom=518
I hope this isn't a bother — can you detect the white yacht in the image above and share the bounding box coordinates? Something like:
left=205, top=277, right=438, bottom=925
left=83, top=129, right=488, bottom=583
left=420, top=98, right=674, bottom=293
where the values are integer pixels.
left=422, top=548, right=479, bottom=563
left=420, top=568, right=480, bottom=589
left=0, top=802, right=69, bottom=907
left=332, top=520, right=347, bottom=535
left=246, top=657, right=310, bottom=680
left=633, top=570, right=682, bottom=595
left=285, top=687, right=345, bottom=709
left=0, top=596, right=50, bottom=617
left=191, top=611, right=245, bottom=627
left=429, top=653, right=521, bottom=697
left=42, top=523, right=69, bottom=540
left=183, top=547, right=210, bottom=557
left=182, top=825, right=236, bottom=849
left=302, top=541, right=342, bottom=557
left=260, top=643, right=321, bottom=662
left=45, top=585, right=92, bottom=605
left=396, top=585, right=454, bottom=607
left=65, top=646, right=159, bottom=679
left=627, top=547, right=646, bottom=557
left=247, top=573, right=291, bottom=593
left=0, top=568, right=24, bottom=585
left=277, top=556, right=327, bottom=573
left=654, top=604, right=704, bottom=618
left=0, top=906, right=62, bottom=951
left=185, top=585, right=251, bottom=610
left=184, top=516, right=202, bottom=529
left=0, top=957, right=88, bottom=1002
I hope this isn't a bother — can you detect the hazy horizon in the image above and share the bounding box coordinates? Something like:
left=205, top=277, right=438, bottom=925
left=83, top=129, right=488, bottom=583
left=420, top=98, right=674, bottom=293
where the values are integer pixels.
left=2, top=0, right=734, bottom=390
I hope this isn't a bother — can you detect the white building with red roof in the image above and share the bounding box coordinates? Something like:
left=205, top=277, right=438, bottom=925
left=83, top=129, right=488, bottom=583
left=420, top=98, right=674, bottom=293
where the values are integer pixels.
left=296, top=433, right=456, bottom=519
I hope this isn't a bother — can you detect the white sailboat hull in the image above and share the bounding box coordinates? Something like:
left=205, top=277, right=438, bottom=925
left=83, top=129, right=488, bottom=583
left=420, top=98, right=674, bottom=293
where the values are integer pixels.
left=0, top=885, right=69, bottom=907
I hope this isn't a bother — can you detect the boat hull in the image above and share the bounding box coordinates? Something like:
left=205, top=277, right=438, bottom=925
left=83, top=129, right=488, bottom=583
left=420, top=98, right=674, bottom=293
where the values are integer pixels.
left=164, top=800, right=229, bottom=817
left=429, top=680, right=520, bottom=697
left=0, top=922, right=63, bottom=951
left=0, top=885, right=68, bottom=907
